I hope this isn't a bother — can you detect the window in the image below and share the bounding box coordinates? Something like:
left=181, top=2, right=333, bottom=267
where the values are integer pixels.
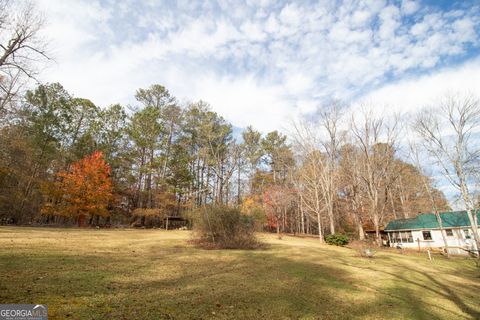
left=445, top=229, right=453, bottom=237
left=400, top=231, right=414, bottom=243
left=390, top=231, right=413, bottom=243
left=464, top=229, right=471, bottom=239
left=392, top=232, right=400, bottom=243
left=389, top=232, right=397, bottom=243
left=406, top=231, right=414, bottom=243
left=422, top=231, right=432, bottom=241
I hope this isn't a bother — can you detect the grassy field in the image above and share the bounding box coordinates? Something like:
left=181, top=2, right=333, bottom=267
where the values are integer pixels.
left=0, top=227, right=479, bottom=320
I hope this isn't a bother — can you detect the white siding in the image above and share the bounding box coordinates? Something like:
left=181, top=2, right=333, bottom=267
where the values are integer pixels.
left=387, top=227, right=479, bottom=255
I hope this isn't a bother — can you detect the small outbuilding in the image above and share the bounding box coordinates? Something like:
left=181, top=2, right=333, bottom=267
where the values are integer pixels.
left=385, top=211, right=479, bottom=255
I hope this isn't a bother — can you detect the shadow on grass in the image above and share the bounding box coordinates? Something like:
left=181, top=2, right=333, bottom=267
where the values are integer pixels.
left=381, top=266, right=480, bottom=319
left=335, top=254, right=480, bottom=320
left=0, top=248, right=462, bottom=319
left=1, top=243, right=478, bottom=319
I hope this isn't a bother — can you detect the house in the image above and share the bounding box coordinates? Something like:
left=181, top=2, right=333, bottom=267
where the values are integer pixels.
left=385, top=211, right=480, bottom=255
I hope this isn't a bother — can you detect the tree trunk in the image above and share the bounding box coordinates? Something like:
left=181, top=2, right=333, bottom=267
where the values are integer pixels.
left=200, top=163, right=205, bottom=206
left=458, top=177, right=479, bottom=257
left=300, top=196, right=305, bottom=234
left=328, top=203, right=335, bottom=235
left=137, top=149, right=146, bottom=208
left=351, top=209, right=365, bottom=241
left=373, top=210, right=380, bottom=244
left=276, top=212, right=281, bottom=238
left=237, top=160, right=241, bottom=205
left=78, top=214, right=86, bottom=227
left=317, top=210, right=324, bottom=243
left=161, top=121, right=174, bottom=179
left=358, top=223, right=365, bottom=241
left=389, top=189, right=398, bottom=220
left=466, top=208, right=480, bottom=257
left=146, top=150, right=154, bottom=209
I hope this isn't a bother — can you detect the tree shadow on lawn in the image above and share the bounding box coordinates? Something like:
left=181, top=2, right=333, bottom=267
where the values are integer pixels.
left=335, top=254, right=480, bottom=320
left=0, top=245, right=473, bottom=320
left=71, top=250, right=448, bottom=319
left=382, top=266, right=480, bottom=319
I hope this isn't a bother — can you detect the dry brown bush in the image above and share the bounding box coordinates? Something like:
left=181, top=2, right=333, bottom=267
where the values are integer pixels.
left=190, top=206, right=263, bottom=249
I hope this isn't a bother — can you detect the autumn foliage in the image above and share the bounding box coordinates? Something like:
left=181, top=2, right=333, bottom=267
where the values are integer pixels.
left=263, top=186, right=297, bottom=232
left=42, top=151, right=113, bottom=225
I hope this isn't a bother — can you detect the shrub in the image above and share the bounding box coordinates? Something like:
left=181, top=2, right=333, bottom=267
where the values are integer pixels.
left=191, top=206, right=260, bottom=249
left=325, top=234, right=349, bottom=246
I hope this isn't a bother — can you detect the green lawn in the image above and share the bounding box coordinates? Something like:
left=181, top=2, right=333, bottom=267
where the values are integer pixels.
left=0, top=227, right=479, bottom=319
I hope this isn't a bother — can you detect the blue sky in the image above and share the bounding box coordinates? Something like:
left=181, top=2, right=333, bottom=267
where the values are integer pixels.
left=37, top=0, right=480, bottom=133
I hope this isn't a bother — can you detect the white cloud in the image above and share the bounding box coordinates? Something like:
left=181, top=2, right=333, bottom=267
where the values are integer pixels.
left=278, top=3, right=301, bottom=26
left=378, top=5, right=401, bottom=40
left=359, top=57, right=480, bottom=116
left=350, top=10, right=372, bottom=27
left=401, top=0, right=419, bottom=15
left=191, top=74, right=292, bottom=132
left=34, top=0, right=480, bottom=134
left=38, top=0, right=112, bottom=57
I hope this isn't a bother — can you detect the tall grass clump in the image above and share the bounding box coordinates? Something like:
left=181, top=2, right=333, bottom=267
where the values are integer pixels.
left=191, top=205, right=261, bottom=249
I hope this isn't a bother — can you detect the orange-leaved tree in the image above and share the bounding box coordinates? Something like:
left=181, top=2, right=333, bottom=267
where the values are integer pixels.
left=48, top=151, right=113, bottom=226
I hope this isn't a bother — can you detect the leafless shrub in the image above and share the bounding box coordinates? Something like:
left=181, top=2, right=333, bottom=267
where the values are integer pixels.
left=191, top=205, right=263, bottom=249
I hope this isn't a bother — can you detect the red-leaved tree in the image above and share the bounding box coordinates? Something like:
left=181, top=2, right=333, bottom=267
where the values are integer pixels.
left=43, top=151, right=113, bottom=226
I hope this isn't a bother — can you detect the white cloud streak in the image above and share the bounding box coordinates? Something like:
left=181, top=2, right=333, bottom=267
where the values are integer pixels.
left=35, top=0, right=480, bottom=133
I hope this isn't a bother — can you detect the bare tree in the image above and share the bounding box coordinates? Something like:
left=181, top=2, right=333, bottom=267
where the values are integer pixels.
left=408, top=140, right=450, bottom=257
left=297, top=149, right=327, bottom=242
left=316, top=102, right=344, bottom=234
left=338, top=143, right=366, bottom=240
left=350, top=108, right=399, bottom=242
left=290, top=103, right=344, bottom=237
left=0, top=0, right=49, bottom=118
left=414, top=93, right=480, bottom=256
left=290, top=121, right=327, bottom=242
left=264, top=185, right=296, bottom=238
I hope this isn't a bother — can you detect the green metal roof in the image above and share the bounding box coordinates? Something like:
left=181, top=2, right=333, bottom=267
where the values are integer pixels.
left=385, top=211, right=480, bottom=231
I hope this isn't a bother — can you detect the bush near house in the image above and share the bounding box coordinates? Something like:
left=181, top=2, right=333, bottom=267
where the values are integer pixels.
left=325, top=234, right=349, bottom=246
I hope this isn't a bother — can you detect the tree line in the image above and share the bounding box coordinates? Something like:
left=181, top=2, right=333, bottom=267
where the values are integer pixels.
left=0, top=81, right=450, bottom=234
left=1, top=1, right=479, bottom=251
